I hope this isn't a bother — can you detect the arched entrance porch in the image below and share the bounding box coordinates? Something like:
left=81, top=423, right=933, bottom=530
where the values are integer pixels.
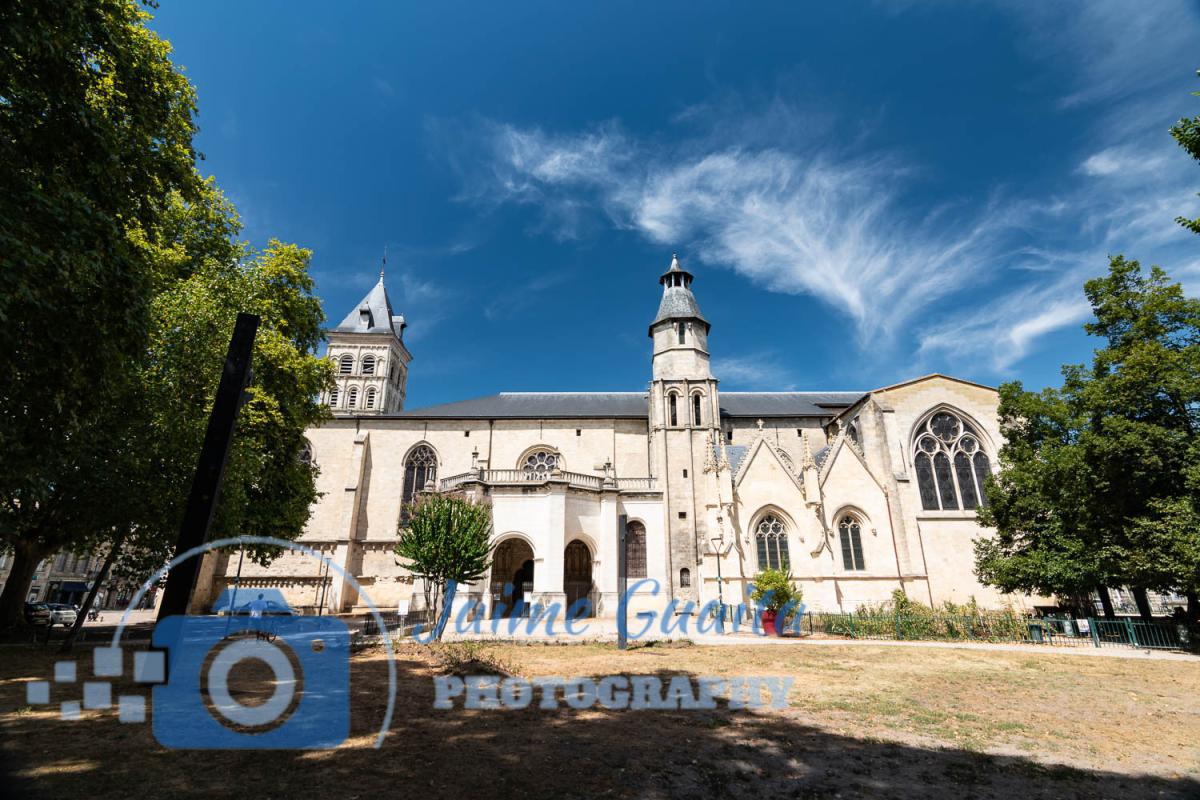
left=563, top=539, right=594, bottom=618
left=490, top=537, right=534, bottom=618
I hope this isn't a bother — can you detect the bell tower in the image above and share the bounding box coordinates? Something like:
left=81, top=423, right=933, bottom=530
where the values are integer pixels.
left=647, top=254, right=721, bottom=601
left=324, top=264, right=411, bottom=415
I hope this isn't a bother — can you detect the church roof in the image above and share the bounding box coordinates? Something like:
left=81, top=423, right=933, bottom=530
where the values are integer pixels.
left=718, top=392, right=862, bottom=417
left=650, top=254, right=709, bottom=331
left=397, top=392, right=649, bottom=419
left=388, top=390, right=862, bottom=420
left=333, top=276, right=404, bottom=338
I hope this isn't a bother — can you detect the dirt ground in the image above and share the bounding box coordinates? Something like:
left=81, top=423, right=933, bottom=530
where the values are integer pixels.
left=1, top=639, right=1197, bottom=799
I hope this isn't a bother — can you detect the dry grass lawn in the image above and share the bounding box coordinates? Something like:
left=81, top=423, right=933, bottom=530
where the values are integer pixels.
left=1, top=639, right=1197, bottom=799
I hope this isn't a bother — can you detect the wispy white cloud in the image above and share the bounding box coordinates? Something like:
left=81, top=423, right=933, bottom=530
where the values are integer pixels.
left=712, top=352, right=797, bottom=390
left=478, top=123, right=1012, bottom=344
left=448, top=2, right=1200, bottom=378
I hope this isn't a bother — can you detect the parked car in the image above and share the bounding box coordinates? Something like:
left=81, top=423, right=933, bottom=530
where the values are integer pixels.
left=223, top=599, right=295, bottom=617
left=41, top=604, right=78, bottom=627
left=24, top=603, right=76, bottom=626
left=23, top=603, right=50, bottom=625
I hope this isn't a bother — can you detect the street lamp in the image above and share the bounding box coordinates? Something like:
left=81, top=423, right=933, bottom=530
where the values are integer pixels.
left=710, top=518, right=727, bottom=632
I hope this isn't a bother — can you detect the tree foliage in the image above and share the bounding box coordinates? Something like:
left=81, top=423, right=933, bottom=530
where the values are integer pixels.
left=0, top=0, right=199, bottom=497
left=0, top=2, right=332, bottom=626
left=976, top=258, right=1200, bottom=618
left=1170, top=69, right=1200, bottom=235
left=395, top=494, right=494, bottom=640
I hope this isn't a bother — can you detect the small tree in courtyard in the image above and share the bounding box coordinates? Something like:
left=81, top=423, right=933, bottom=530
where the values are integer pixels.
left=395, top=493, right=493, bottom=640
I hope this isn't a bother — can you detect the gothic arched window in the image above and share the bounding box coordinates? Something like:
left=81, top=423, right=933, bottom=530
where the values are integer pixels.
left=912, top=410, right=992, bottom=511
left=668, top=393, right=679, bottom=427
left=365, top=387, right=376, bottom=409
left=521, top=449, right=559, bottom=479
left=692, top=393, right=702, bottom=426
left=838, top=515, right=866, bottom=571
left=347, top=386, right=358, bottom=409
left=338, top=354, right=353, bottom=375
left=625, top=520, right=647, bottom=578
left=361, top=355, right=375, bottom=375
left=402, top=445, right=438, bottom=508
left=328, top=386, right=339, bottom=407
left=755, top=514, right=790, bottom=571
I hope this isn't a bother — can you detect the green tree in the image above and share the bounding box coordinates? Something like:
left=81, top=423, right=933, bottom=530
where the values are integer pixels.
left=0, top=0, right=202, bottom=626
left=1170, top=69, right=1200, bottom=235
left=977, top=257, right=1200, bottom=628
left=395, top=494, right=494, bottom=641
left=0, top=177, right=333, bottom=627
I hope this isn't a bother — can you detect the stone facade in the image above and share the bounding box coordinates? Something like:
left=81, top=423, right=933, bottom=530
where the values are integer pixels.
left=195, top=254, right=1045, bottom=617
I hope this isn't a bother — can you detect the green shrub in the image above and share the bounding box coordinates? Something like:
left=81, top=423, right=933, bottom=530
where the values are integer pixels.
left=749, top=569, right=801, bottom=613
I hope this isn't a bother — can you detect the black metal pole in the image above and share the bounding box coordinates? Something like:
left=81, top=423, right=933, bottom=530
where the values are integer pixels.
left=617, top=513, right=627, bottom=650
left=157, top=313, right=259, bottom=622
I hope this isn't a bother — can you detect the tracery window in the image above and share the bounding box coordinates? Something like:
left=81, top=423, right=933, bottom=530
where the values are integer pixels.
left=755, top=514, right=790, bottom=571
left=912, top=410, right=992, bottom=511
left=402, top=445, right=438, bottom=508
left=522, top=449, right=559, bottom=479
left=838, top=516, right=866, bottom=571
left=625, top=520, right=647, bottom=578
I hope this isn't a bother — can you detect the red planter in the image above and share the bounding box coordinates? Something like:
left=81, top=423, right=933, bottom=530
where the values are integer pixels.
left=761, top=610, right=778, bottom=636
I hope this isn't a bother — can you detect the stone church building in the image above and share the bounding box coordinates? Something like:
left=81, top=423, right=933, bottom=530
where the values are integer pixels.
left=196, top=255, right=1032, bottom=618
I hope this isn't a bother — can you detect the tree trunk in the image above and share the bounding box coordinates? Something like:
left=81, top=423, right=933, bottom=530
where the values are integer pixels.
left=0, top=540, right=52, bottom=630
left=60, top=530, right=126, bottom=653
left=1132, top=587, right=1154, bottom=620
left=1096, top=585, right=1116, bottom=619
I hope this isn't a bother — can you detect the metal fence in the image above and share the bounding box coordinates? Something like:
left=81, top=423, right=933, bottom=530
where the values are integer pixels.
left=798, top=611, right=1187, bottom=651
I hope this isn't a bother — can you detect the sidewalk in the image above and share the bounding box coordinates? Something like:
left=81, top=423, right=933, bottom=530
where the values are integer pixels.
left=423, top=616, right=1196, bottom=659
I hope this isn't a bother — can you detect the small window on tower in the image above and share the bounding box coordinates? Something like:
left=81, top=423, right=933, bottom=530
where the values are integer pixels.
left=683, top=469, right=688, bottom=478
left=669, top=393, right=678, bottom=427
left=464, top=430, right=470, bottom=437
left=693, top=394, right=702, bottom=426
left=678, top=511, right=687, bottom=520
left=576, top=429, right=581, bottom=436
left=726, top=430, right=733, bottom=443
left=677, top=322, right=686, bottom=344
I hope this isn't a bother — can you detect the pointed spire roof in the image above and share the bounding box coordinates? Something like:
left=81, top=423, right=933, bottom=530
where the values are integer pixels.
left=334, top=273, right=405, bottom=339
left=650, top=252, right=709, bottom=333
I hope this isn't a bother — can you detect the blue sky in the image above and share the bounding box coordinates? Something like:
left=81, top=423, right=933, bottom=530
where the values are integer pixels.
left=148, top=2, right=1200, bottom=409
